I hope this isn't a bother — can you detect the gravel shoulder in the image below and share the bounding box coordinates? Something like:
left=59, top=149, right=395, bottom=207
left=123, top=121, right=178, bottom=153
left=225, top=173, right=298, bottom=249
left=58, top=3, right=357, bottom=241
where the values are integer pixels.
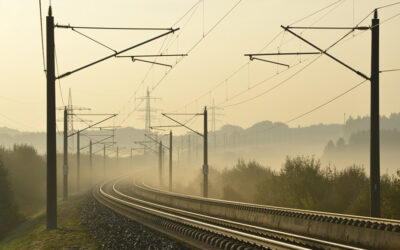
left=1, top=192, right=187, bottom=249
left=0, top=195, right=98, bottom=250
left=81, top=193, right=188, bottom=249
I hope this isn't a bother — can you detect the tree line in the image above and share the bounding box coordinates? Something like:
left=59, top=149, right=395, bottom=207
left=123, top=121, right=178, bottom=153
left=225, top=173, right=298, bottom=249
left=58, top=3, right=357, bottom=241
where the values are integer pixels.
left=203, top=156, right=400, bottom=219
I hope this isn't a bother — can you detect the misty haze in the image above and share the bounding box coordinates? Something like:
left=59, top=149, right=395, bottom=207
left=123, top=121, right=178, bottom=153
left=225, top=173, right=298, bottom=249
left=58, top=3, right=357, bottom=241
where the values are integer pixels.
left=1, top=0, right=399, bottom=249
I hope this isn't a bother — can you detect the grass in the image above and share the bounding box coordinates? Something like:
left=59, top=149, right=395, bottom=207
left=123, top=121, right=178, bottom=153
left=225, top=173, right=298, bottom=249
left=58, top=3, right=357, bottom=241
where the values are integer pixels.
left=0, top=195, right=98, bottom=250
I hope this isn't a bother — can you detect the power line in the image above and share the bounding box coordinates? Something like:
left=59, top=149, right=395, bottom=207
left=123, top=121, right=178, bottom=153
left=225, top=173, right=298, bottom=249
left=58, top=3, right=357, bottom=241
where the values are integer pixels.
left=54, top=46, right=65, bottom=105
left=266, top=78, right=368, bottom=131
left=55, top=24, right=172, bottom=31
left=289, top=0, right=343, bottom=26
left=284, top=79, right=368, bottom=124
left=221, top=55, right=321, bottom=108
left=39, top=0, right=46, bottom=73
left=335, top=10, right=400, bottom=48
left=149, top=0, right=244, bottom=93
left=71, top=28, right=116, bottom=53
left=281, top=0, right=346, bottom=48
left=117, top=0, right=242, bottom=123
left=380, top=68, right=400, bottom=73
left=0, top=112, right=39, bottom=131
left=377, top=1, right=400, bottom=10
left=173, top=0, right=347, bottom=113
left=220, top=4, right=382, bottom=109
left=172, top=0, right=202, bottom=27
left=174, top=32, right=285, bottom=112
left=375, top=11, right=400, bottom=27
left=186, top=0, right=243, bottom=55
left=115, top=1, right=202, bottom=117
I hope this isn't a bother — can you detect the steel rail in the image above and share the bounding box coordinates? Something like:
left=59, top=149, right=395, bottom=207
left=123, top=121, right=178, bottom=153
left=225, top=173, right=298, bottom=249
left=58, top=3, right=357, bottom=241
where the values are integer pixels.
left=97, top=178, right=312, bottom=249
left=133, top=181, right=400, bottom=249
left=141, top=181, right=400, bottom=226
left=113, top=180, right=365, bottom=250
left=95, top=175, right=400, bottom=249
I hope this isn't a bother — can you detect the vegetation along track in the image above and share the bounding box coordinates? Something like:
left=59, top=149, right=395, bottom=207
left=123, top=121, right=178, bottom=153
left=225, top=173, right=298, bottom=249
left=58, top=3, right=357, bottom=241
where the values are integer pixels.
left=93, top=176, right=390, bottom=249
left=128, top=179, right=400, bottom=250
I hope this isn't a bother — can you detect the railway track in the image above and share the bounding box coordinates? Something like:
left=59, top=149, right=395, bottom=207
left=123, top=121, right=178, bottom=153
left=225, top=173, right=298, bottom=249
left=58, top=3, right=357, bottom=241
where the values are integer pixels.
left=94, top=176, right=395, bottom=249
left=129, top=179, right=400, bottom=250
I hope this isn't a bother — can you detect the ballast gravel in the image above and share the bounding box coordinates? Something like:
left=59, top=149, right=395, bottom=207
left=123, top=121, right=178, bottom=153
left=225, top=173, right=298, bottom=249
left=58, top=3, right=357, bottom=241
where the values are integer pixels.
left=80, top=194, right=188, bottom=250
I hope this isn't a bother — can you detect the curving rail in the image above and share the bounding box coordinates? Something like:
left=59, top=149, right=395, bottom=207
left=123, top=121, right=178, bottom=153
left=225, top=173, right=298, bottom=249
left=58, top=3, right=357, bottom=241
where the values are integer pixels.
left=128, top=180, right=400, bottom=250
left=96, top=178, right=312, bottom=249
left=94, top=176, right=398, bottom=249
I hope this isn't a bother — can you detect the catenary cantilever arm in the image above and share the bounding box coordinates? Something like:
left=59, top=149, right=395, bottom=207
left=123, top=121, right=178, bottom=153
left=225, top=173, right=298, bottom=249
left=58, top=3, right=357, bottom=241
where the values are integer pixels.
left=282, top=26, right=369, bottom=80
left=162, top=113, right=203, bottom=137
left=68, top=114, right=117, bottom=137
left=57, top=28, right=179, bottom=79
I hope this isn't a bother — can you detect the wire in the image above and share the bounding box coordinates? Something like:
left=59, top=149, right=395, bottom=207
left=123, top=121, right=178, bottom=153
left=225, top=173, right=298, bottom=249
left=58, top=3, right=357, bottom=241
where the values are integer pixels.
left=219, top=55, right=318, bottom=107
left=56, top=25, right=172, bottom=31
left=191, top=0, right=242, bottom=54
left=118, top=98, right=146, bottom=126
left=74, top=114, right=92, bottom=127
left=173, top=0, right=345, bottom=113
left=281, top=79, right=367, bottom=128
left=56, top=123, right=63, bottom=136
left=0, top=95, right=40, bottom=105
left=337, top=11, right=400, bottom=47
left=0, top=112, right=38, bottom=131
left=39, top=0, right=46, bottom=73
left=115, top=1, right=202, bottom=121
left=262, top=78, right=368, bottom=132
left=281, top=0, right=345, bottom=48
left=54, top=46, right=65, bottom=105
left=172, top=0, right=202, bottom=27
left=377, top=1, right=400, bottom=10
left=221, top=55, right=322, bottom=108
left=149, top=0, right=243, bottom=93
left=374, top=12, right=400, bottom=27
left=203, top=0, right=205, bottom=37
left=175, top=31, right=285, bottom=112
left=218, top=3, right=377, bottom=109
left=289, top=0, right=343, bottom=26
left=71, top=28, right=116, bottom=53
left=380, top=68, right=400, bottom=73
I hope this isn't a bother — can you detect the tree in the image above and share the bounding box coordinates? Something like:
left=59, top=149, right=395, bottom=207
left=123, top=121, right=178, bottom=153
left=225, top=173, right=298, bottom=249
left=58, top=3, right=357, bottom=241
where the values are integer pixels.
left=0, top=158, right=24, bottom=238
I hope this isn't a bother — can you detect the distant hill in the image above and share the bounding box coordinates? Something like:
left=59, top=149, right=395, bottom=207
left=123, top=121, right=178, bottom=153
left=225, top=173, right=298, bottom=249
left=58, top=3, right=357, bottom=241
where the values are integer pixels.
left=0, top=113, right=398, bottom=172
left=322, top=129, right=400, bottom=173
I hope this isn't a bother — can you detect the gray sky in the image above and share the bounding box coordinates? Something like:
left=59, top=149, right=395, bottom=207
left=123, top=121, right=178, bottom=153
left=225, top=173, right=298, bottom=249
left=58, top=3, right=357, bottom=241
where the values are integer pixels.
left=1, top=0, right=399, bottom=133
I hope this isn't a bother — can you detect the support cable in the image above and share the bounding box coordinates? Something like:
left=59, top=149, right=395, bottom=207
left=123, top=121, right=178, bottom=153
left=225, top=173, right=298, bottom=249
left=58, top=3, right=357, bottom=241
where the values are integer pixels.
left=373, top=12, right=400, bottom=27
left=377, top=1, right=400, bottom=10
left=39, top=0, right=46, bottom=74
left=266, top=79, right=368, bottom=131
left=380, top=68, right=400, bottom=73
left=55, top=47, right=65, bottom=105
left=289, top=0, right=343, bottom=25
left=117, top=0, right=237, bottom=122
left=174, top=0, right=345, bottom=112
left=281, top=0, right=346, bottom=48
left=112, top=0, right=202, bottom=118
left=149, top=0, right=243, bottom=93
left=55, top=24, right=172, bottom=31
left=223, top=6, right=375, bottom=109
left=221, top=56, right=318, bottom=107
left=71, top=28, right=116, bottom=53
left=282, top=26, right=369, bottom=80
left=115, top=2, right=200, bottom=120
left=56, top=28, right=179, bottom=79
left=173, top=0, right=202, bottom=27
left=221, top=55, right=321, bottom=108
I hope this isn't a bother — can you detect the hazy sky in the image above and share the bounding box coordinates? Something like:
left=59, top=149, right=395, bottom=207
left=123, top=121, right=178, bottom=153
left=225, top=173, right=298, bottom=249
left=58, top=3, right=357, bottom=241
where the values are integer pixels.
left=1, top=0, right=399, bottom=133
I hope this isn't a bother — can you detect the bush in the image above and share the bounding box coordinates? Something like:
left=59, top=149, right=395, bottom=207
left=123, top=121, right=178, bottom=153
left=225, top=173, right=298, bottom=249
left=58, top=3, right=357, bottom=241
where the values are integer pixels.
left=0, top=158, right=25, bottom=238
left=0, top=145, right=46, bottom=216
